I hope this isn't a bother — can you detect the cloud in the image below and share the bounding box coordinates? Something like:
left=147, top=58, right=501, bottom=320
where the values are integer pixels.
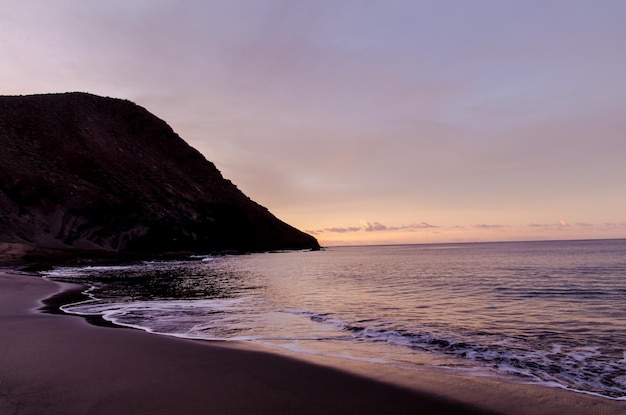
left=311, top=220, right=439, bottom=234
left=361, top=221, right=439, bottom=232
left=361, top=221, right=387, bottom=232
left=530, top=220, right=618, bottom=230
left=324, top=226, right=362, bottom=233
left=470, top=223, right=507, bottom=229
left=529, top=221, right=591, bottom=229
left=408, top=222, right=438, bottom=229
left=306, top=225, right=366, bottom=235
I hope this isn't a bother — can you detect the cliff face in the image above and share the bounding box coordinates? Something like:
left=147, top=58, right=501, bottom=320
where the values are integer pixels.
left=0, top=92, right=319, bottom=255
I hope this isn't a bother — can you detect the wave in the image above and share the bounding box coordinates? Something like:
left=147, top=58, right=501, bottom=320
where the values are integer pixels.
left=41, top=242, right=626, bottom=402
left=287, top=310, right=626, bottom=400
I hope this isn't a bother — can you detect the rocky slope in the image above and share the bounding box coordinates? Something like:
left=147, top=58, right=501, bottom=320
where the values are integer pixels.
left=0, top=92, right=319, bottom=259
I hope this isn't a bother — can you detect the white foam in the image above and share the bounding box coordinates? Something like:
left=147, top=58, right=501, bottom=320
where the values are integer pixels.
left=40, top=241, right=626, bottom=401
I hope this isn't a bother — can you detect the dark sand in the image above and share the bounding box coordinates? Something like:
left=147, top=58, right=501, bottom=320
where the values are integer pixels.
left=1, top=272, right=624, bottom=415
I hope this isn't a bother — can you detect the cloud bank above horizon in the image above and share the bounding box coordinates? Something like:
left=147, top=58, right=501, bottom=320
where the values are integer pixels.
left=2, top=0, right=626, bottom=245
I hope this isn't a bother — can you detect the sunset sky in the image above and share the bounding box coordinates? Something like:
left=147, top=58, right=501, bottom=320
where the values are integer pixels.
left=2, top=1, right=626, bottom=245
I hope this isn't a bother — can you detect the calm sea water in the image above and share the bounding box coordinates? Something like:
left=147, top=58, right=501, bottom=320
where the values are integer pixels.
left=44, top=239, right=626, bottom=400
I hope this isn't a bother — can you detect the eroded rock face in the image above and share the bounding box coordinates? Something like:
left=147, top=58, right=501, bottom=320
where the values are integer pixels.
left=0, top=92, right=319, bottom=255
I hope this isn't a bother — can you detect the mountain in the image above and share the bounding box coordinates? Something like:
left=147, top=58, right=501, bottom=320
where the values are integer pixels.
left=0, top=92, right=319, bottom=260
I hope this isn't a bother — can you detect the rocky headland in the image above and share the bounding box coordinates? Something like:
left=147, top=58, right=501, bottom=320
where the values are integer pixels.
left=0, top=92, right=319, bottom=264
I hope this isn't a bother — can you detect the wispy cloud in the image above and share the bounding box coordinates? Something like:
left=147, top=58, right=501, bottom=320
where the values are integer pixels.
left=308, top=220, right=439, bottom=234
left=470, top=223, right=507, bottom=229
left=528, top=221, right=580, bottom=229
left=305, top=226, right=361, bottom=235
left=306, top=226, right=363, bottom=235
left=361, top=221, right=440, bottom=232
left=324, top=226, right=362, bottom=233
left=604, top=222, right=626, bottom=228
left=407, top=222, right=438, bottom=229
left=361, top=221, right=387, bottom=232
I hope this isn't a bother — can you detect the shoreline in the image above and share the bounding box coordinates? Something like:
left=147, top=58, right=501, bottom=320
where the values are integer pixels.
left=1, top=272, right=624, bottom=415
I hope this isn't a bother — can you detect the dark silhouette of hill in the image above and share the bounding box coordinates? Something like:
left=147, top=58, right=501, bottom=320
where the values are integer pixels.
left=0, top=92, right=319, bottom=261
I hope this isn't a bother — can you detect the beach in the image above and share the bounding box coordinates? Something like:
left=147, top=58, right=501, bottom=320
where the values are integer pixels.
left=1, top=271, right=624, bottom=415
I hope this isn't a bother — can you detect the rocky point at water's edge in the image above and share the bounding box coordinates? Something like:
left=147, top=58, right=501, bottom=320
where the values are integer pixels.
left=0, top=92, right=319, bottom=264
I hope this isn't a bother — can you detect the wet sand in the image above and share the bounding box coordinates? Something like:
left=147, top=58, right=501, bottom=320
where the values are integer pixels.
left=1, top=272, right=624, bottom=415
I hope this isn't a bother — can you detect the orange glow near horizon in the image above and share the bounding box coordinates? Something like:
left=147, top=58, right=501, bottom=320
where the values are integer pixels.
left=296, top=219, right=626, bottom=247
left=3, top=2, right=626, bottom=243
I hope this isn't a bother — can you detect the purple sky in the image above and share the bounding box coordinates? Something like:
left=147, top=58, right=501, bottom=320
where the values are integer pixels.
left=3, top=1, right=626, bottom=245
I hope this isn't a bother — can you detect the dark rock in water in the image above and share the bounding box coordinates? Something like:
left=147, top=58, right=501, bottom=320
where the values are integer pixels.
left=0, top=92, right=319, bottom=259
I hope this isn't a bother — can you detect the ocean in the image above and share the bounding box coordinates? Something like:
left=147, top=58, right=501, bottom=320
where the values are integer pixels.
left=43, top=239, right=626, bottom=400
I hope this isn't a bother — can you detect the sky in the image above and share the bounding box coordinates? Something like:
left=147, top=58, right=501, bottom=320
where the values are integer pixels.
left=2, top=1, right=626, bottom=246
